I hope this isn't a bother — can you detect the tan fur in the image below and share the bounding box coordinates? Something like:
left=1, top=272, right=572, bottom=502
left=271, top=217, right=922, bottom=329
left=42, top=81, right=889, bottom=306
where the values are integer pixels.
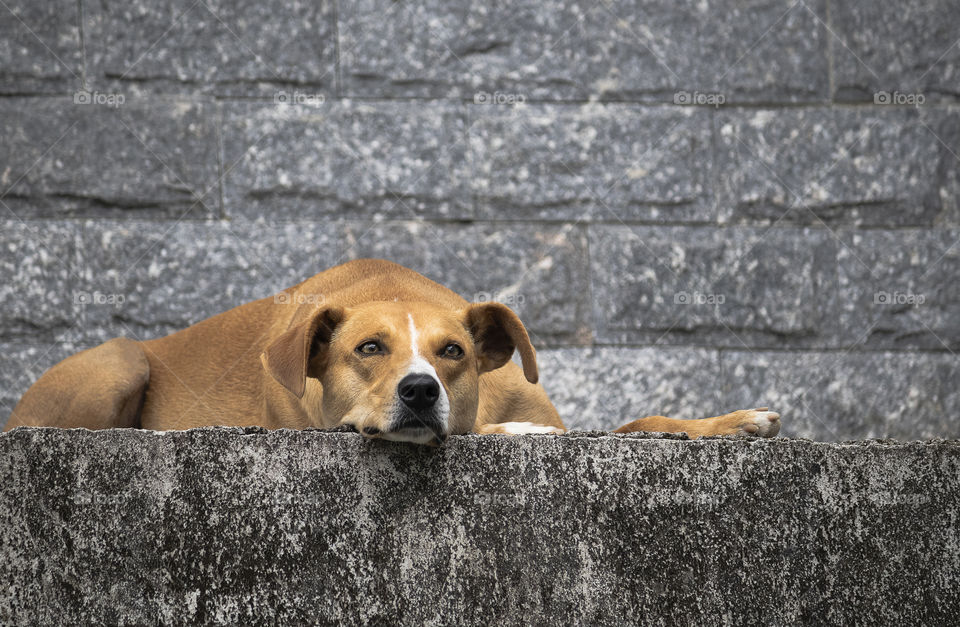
left=614, top=408, right=780, bottom=439
left=4, top=259, right=780, bottom=442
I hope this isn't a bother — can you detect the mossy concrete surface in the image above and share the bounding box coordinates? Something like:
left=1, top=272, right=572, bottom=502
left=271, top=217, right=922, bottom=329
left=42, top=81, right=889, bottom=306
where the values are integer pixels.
left=0, top=427, right=957, bottom=625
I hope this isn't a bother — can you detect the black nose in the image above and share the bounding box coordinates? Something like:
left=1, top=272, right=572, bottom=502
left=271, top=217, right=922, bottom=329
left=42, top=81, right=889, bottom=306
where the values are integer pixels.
left=397, top=374, right=440, bottom=411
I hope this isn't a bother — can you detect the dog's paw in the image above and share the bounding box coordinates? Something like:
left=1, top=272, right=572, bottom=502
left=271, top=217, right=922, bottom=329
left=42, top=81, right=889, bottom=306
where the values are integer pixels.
left=718, top=407, right=781, bottom=438
left=476, top=422, right=566, bottom=436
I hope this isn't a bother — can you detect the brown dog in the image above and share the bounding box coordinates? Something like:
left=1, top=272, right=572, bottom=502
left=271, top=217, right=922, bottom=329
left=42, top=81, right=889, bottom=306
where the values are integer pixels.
left=4, top=259, right=780, bottom=443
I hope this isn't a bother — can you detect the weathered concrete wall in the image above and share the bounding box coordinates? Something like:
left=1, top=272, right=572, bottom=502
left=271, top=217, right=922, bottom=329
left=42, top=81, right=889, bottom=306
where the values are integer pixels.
left=1, top=427, right=957, bottom=625
left=2, top=0, right=960, bottom=440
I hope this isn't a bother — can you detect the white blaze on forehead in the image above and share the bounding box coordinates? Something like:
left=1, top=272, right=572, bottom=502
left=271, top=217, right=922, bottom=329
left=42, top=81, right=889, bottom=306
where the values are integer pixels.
left=406, top=314, right=440, bottom=380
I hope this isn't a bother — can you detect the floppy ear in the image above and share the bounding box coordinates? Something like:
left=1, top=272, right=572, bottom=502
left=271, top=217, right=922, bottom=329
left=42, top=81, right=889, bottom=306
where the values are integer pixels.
left=463, top=302, right=538, bottom=384
left=261, top=307, right=344, bottom=398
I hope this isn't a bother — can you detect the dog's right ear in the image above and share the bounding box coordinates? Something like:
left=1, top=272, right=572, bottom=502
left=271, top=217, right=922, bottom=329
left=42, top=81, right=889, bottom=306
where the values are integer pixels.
left=462, top=302, right=539, bottom=384
left=261, top=307, right=344, bottom=398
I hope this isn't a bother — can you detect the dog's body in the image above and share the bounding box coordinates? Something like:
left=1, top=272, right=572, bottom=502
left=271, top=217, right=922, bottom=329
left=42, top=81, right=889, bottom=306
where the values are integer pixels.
left=5, top=259, right=780, bottom=443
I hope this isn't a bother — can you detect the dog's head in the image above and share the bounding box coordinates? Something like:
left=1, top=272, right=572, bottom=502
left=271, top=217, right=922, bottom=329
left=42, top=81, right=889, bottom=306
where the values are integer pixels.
left=260, top=301, right=538, bottom=444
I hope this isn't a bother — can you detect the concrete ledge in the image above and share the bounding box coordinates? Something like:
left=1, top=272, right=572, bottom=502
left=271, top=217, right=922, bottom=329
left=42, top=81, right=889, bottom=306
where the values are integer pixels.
left=1, top=428, right=958, bottom=624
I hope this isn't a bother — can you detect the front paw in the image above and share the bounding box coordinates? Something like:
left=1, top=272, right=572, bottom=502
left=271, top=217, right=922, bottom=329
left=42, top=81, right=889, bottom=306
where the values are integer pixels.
left=476, top=421, right=566, bottom=435
left=718, top=407, right=781, bottom=438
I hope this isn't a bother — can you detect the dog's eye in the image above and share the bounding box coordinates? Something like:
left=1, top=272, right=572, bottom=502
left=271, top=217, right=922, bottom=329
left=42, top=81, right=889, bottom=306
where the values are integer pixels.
left=442, top=343, right=464, bottom=359
left=356, top=341, right=383, bottom=356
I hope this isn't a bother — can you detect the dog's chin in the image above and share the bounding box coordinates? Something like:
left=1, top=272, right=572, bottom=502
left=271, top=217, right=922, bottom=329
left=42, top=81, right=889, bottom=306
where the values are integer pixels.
left=341, top=405, right=449, bottom=445
left=379, top=407, right=449, bottom=446
left=380, top=427, right=447, bottom=446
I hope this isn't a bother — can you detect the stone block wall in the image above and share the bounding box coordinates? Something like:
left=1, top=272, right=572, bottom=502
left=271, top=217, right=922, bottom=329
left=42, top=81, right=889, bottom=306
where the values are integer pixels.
left=2, top=0, right=959, bottom=439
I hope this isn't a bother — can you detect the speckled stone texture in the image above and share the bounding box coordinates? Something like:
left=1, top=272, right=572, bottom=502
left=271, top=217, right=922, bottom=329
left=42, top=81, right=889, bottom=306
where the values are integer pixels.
left=589, top=225, right=837, bottom=348
left=340, top=0, right=829, bottom=102
left=0, top=99, right=219, bottom=219
left=75, top=220, right=344, bottom=343
left=833, top=228, right=960, bottom=351
left=82, top=0, right=336, bottom=96
left=0, top=0, right=83, bottom=95
left=721, top=350, right=960, bottom=441
left=538, top=347, right=725, bottom=432
left=716, top=108, right=960, bottom=226
left=221, top=102, right=471, bottom=220
left=832, top=0, right=960, bottom=102
left=589, top=225, right=960, bottom=350
left=468, top=105, right=714, bottom=222
left=0, top=221, right=83, bottom=344
left=0, top=428, right=957, bottom=624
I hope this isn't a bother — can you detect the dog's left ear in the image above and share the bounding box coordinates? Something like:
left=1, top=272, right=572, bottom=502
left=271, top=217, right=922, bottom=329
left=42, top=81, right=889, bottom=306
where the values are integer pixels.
left=261, top=307, right=345, bottom=398
left=462, top=302, right=538, bottom=384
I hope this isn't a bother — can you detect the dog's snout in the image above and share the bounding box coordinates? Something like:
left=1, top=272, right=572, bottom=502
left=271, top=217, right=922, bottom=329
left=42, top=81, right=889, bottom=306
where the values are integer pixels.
left=398, top=373, right=440, bottom=411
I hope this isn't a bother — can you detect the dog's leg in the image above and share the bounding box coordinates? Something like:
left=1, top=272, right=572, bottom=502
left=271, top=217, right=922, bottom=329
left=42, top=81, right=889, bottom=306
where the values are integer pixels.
left=4, top=337, right=150, bottom=431
left=473, top=363, right=567, bottom=436
left=613, top=408, right=780, bottom=439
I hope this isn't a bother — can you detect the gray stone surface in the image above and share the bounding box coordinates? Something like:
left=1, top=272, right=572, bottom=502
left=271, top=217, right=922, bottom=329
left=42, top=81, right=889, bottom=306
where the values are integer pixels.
left=469, top=104, right=714, bottom=222
left=340, top=0, right=829, bottom=103
left=82, top=0, right=336, bottom=96
left=832, top=0, right=960, bottom=102
left=0, top=220, right=83, bottom=344
left=716, top=108, right=959, bottom=226
left=0, top=0, right=83, bottom=95
left=538, top=347, right=724, bottom=432
left=76, top=220, right=343, bottom=343
left=589, top=224, right=960, bottom=350
left=0, top=98, right=219, bottom=219
left=589, top=225, right=837, bottom=348
left=222, top=101, right=471, bottom=220
left=834, top=229, right=960, bottom=351
left=721, top=349, right=960, bottom=441
left=1, top=428, right=958, bottom=624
